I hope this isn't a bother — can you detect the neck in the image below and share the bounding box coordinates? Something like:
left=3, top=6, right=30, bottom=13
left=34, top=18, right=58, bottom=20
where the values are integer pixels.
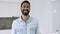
left=21, top=15, right=29, bottom=22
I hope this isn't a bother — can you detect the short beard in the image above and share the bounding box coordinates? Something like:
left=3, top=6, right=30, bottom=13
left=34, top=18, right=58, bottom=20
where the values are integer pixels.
left=21, top=10, right=30, bottom=16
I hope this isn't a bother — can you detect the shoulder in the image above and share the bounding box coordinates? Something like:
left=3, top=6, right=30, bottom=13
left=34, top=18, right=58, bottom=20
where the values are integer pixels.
left=30, top=17, right=38, bottom=22
left=13, top=18, right=20, bottom=22
left=30, top=17, right=39, bottom=24
left=12, top=18, right=20, bottom=26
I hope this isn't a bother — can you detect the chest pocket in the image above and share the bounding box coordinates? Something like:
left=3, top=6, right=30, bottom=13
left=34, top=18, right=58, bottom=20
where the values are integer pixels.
left=17, top=27, right=24, bottom=32
left=16, top=27, right=25, bottom=34
left=30, top=26, right=36, bottom=31
left=29, top=25, right=37, bottom=34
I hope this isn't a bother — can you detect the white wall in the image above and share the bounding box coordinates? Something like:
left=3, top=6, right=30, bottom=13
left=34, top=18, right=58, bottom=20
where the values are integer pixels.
left=0, top=29, right=11, bottom=34
left=0, top=0, right=20, bottom=17
left=52, top=0, right=60, bottom=33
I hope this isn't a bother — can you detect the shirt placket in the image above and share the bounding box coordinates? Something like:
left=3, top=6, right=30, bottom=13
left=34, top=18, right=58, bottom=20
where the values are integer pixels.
left=23, top=21, right=28, bottom=34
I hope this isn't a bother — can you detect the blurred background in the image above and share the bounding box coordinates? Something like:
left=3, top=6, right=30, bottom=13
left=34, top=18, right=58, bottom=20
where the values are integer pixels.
left=0, top=0, right=60, bottom=34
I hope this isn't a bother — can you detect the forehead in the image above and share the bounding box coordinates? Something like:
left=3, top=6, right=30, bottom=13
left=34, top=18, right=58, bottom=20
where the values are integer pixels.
left=22, top=2, right=30, bottom=6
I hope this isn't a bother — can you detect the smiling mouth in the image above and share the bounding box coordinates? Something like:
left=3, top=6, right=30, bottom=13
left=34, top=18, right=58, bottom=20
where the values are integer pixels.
left=24, top=10, right=28, bottom=12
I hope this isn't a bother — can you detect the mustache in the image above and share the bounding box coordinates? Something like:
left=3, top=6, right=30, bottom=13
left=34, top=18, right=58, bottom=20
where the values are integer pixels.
left=23, top=9, right=29, bottom=12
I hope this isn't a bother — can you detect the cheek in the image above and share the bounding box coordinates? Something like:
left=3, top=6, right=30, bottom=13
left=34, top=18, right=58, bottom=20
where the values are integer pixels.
left=21, top=8, right=24, bottom=10
left=21, top=9, right=24, bottom=11
left=28, top=9, right=30, bottom=11
left=28, top=8, right=30, bottom=10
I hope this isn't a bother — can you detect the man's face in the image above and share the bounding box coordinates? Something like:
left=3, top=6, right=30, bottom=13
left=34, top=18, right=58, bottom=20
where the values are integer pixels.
left=21, top=2, right=30, bottom=16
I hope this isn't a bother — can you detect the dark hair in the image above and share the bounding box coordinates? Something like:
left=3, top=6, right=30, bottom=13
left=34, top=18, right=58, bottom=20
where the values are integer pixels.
left=21, top=1, right=30, bottom=7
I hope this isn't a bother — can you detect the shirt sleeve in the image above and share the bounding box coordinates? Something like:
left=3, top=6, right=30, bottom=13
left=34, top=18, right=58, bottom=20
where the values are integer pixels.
left=11, top=21, right=16, bottom=34
left=36, top=21, right=40, bottom=34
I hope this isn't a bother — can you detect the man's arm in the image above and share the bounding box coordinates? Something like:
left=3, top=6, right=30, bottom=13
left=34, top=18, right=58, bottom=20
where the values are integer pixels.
left=11, top=21, right=16, bottom=34
left=36, top=21, right=40, bottom=34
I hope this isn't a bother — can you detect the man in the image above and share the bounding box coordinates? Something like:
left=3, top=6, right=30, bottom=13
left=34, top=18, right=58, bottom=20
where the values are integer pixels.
left=12, top=0, right=40, bottom=34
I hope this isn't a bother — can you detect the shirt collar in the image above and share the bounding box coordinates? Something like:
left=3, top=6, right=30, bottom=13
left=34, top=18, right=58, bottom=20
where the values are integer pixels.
left=18, top=15, right=31, bottom=23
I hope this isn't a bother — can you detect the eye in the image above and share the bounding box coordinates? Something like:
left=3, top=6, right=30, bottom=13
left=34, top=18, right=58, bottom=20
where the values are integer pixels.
left=23, top=6, right=25, bottom=8
left=27, top=6, right=30, bottom=8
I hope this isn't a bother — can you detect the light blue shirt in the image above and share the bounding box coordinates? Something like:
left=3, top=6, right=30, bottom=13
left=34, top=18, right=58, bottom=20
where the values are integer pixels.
left=12, top=17, right=40, bottom=34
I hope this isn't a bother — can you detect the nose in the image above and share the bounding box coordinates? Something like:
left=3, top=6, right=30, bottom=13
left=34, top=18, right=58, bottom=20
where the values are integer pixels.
left=24, top=7, right=28, bottom=9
